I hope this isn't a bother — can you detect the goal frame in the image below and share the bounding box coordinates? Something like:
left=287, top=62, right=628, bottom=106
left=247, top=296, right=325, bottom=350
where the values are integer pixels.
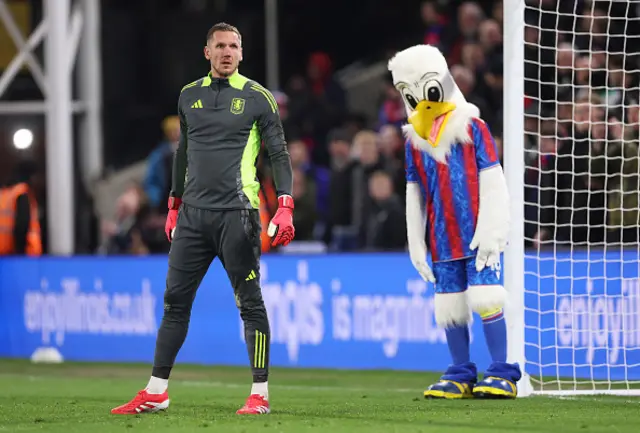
left=503, top=0, right=640, bottom=398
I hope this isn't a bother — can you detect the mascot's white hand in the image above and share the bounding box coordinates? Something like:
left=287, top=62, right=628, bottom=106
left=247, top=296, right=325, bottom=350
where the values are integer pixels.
left=470, top=165, right=510, bottom=272
left=409, top=241, right=436, bottom=283
left=470, top=235, right=500, bottom=272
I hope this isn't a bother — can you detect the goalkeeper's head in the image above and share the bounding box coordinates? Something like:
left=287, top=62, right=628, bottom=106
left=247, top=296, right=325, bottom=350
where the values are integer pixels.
left=204, top=22, right=243, bottom=78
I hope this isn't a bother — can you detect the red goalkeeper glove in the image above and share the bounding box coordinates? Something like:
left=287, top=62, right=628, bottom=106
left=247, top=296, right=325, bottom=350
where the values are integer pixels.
left=267, top=195, right=295, bottom=247
left=165, top=196, right=182, bottom=242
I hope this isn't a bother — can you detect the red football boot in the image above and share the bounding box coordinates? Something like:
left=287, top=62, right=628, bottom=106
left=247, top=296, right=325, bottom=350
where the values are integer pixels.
left=110, top=389, right=170, bottom=415
left=236, top=394, right=270, bottom=415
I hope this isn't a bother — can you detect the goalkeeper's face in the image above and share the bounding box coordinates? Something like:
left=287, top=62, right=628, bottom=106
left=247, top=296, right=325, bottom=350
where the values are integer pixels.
left=205, top=31, right=243, bottom=78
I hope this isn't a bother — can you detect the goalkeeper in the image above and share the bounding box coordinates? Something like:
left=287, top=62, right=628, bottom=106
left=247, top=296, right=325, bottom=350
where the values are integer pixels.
left=111, top=22, right=294, bottom=416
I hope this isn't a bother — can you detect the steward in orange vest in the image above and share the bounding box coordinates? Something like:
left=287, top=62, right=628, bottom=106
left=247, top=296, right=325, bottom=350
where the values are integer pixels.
left=0, top=162, right=43, bottom=256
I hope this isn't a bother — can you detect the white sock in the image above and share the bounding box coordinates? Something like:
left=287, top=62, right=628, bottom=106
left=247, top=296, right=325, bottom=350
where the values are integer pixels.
left=145, top=376, right=168, bottom=394
left=251, top=381, right=269, bottom=400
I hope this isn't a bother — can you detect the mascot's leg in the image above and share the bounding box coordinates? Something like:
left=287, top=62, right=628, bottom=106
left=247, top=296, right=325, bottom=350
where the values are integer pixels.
left=424, top=260, right=476, bottom=400
left=465, top=258, right=521, bottom=399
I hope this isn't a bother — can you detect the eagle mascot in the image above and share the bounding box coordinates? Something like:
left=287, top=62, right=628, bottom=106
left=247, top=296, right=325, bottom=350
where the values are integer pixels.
left=388, top=44, right=521, bottom=399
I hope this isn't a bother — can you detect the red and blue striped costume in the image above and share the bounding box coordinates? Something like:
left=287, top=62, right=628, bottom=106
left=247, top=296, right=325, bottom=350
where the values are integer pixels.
left=405, top=118, right=500, bottom=264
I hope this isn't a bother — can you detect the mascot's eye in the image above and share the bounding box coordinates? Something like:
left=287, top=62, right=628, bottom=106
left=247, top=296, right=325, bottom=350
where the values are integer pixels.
left=402, top=90, right=419, bottom=109
left=424, top=80, right=444, bottom=102
left=406, top=94, right=419, bottom=109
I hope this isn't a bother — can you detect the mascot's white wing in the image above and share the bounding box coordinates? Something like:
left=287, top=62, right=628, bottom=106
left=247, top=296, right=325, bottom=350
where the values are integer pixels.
left=406, top=182, right=435, bottom=283
left=470, top=155, right=510, bottom=272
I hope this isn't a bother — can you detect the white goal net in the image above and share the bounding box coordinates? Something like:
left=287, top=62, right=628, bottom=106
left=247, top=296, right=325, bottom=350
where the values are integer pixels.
left=521, top=0, right=640, bottom=395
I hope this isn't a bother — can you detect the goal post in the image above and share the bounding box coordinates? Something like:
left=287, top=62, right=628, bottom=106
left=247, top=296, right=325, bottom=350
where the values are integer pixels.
left=505, top=0, right=640, bottom=396
left=503, top=0, right=534, bottom=397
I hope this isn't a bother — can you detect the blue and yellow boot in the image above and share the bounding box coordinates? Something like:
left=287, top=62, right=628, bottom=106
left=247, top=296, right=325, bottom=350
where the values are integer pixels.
left=424, top=362, right=476, bottom=399
left=473, top=362, right=521, bottom=399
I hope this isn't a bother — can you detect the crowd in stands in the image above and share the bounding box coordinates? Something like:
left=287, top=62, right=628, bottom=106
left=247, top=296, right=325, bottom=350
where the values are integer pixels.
left=101, top=0, right=640, bottom=256
left=522, top=0, right=640, bottom=248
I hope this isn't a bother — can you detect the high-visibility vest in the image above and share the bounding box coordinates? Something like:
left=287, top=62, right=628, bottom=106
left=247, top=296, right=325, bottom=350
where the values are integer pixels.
left=0, top=182, right=43, bottom=256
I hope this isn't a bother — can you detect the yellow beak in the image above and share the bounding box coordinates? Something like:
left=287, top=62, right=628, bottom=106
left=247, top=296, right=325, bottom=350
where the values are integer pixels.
left=408, top=100, right=456, bottom=147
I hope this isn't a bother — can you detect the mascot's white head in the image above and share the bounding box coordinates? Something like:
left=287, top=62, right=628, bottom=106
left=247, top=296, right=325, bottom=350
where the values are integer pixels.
left=388, top=44, right=478, bottom=159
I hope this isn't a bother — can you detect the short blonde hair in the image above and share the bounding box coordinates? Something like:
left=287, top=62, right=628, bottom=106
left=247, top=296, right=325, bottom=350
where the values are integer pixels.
left=162, top=115, right=179, bottom=135
left=207, top=22, right=242, bottom=45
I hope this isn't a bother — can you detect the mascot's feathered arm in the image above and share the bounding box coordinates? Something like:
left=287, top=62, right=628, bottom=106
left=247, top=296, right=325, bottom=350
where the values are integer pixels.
left=406, top=183, right=436, bottom=283
left=469, top=118, right=510, bottom=271
left=405, top=143, right=436, bottom=283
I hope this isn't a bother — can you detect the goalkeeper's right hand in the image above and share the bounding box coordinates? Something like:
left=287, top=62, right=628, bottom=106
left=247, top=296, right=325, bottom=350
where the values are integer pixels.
left=165, top=196, right=182, bottom=242
left=406, top=182, right=436, bottom=284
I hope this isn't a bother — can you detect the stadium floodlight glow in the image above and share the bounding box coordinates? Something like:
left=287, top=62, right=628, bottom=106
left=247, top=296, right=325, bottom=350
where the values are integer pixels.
left=13, top=128, right=34, bottom=150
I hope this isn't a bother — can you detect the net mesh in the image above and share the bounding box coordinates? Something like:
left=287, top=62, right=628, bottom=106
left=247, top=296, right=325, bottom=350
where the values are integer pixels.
left=523, top=0, right=640, bottom=394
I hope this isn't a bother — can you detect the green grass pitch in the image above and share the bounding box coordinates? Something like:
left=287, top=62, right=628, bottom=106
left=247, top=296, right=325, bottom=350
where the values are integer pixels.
left=0, top=359, right=639, bottom=432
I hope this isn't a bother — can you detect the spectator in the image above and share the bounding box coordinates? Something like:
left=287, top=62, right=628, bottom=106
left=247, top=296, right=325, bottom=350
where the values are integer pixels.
left=100, top=183, right=151, bottom=255
left=362, top=171, right=407, bottom=251
left=478, top=18, right=504, bottom=110
left=377, top=124, right=406, bottom=200
left=377, top=77, right=407, bottom=129
left=143, top=115, right=180, bottom=211
left=304, top=51, right=347, bottom=161
left=284, top=73, right=313, bottom=143
left=327, top=128, right=358, bottom=249
left=288, top=139, right=330, bottom=236
left=536, top=92, right=608, bottom=248
left=573, top=55, right=593, bottom=96
left=524, top=100, right=541, bottom=153
left=350, top=130, right=397, bottom=247
left=460, top=41, right=487, bottom=91
left=307, top=51, right=346, bottom=112
left=478, top=19, right=502, bottom=56
left=492, top=0, right=503, bottom=28
left=291, top=167, right=318, bottom=241
left=421, top=0, right=449, bottom=47
left=525, top=120, right=559, bottom=246
left=593, top=103, right=640, bottom=245
left=444, top=1, right=485, bottom=65
left=341, top=113, right=367, bottom=141
left=603, top=140, right=640, bottom=245
left=554, top=42, right=576, bottom=104
left=378, top=124, right=404, bottom=161
left=451, top=64, right=491, bottom=125
left=0, top=160, right=43, bottom=256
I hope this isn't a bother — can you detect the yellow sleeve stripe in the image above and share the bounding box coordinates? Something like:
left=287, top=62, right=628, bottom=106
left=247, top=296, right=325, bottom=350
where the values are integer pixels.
left=181, top=80, right=199, bottom=93
left=250, top=83, right=277, bottom=106
left=250, top=84, right=277, bottom=113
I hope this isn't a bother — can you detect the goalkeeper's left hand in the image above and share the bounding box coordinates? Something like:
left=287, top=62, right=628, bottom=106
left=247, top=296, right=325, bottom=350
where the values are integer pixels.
left=268, top=195, right=295, bottom=247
